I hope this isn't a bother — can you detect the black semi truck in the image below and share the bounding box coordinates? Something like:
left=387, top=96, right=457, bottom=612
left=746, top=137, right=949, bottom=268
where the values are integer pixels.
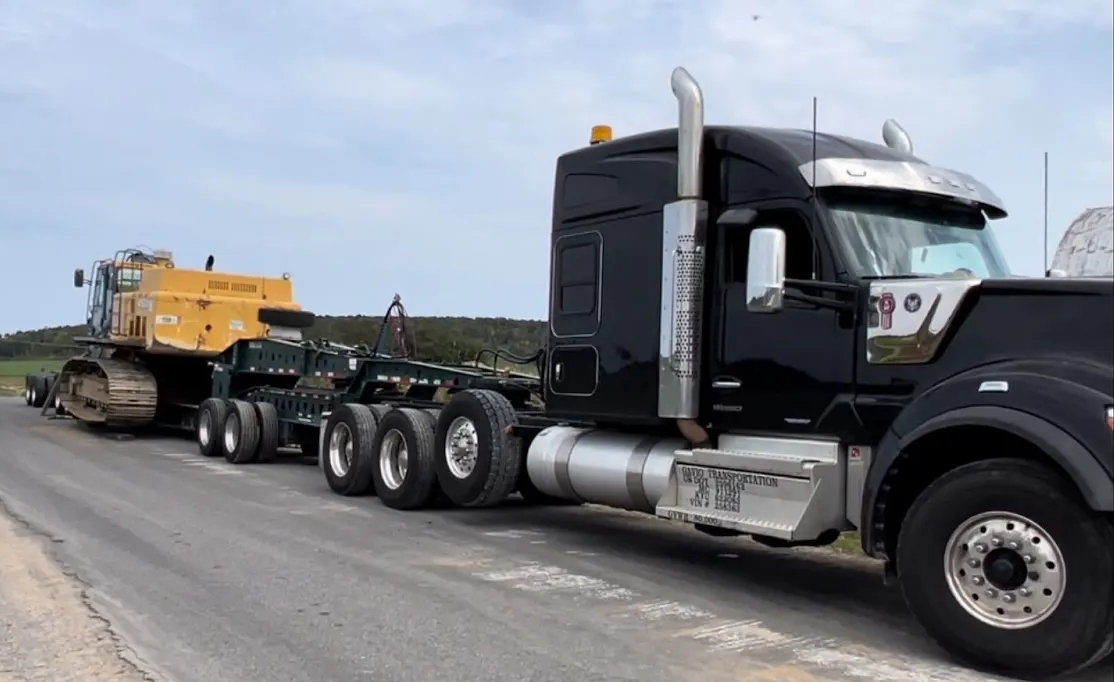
left=55, top=66, right=1110, bottom=679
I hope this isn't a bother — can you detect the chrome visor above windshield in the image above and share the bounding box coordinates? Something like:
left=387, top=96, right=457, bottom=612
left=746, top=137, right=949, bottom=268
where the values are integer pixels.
left=798, top=158, right=1007, bottom=219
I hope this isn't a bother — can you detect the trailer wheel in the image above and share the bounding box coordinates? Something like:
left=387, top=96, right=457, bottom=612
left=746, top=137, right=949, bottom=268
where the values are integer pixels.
left=322, top=404, right=378, bottom=496
left=197, top=398, right=228, bottom=457
left=255, top=401, right=280, bottom=463
left=897, top=458, right=1113, bottom=680
left=369, top=404, right=393, bottom=423
left=53, top=390, right=67, bottom=416
left=24, top=375, right=35, bottom=406
left=415, top=409, right=451, bottom=508
left=29, top=376, right=47, bottom=408
left=223, top=399, right=261, bottom=464
left=433, top=389, right=520, bottom=508
left=371, top=407, right=438, bottom=509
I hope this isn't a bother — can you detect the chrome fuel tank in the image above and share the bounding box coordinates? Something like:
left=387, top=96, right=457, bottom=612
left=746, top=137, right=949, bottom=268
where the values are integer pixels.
left=526, top=426, right=683, bottom=513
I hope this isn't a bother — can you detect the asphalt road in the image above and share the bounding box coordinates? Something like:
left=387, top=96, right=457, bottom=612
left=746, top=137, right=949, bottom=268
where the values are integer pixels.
left=0, top=397, right=1110, bottom=682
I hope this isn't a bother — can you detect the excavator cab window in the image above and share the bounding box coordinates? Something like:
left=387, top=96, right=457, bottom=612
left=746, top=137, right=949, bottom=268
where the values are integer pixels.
left=116, top=265, right=143, bottom=293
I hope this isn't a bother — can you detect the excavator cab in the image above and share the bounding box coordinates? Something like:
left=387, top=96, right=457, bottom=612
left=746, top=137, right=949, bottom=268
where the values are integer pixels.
left=74, top=248, right=169, bottom=342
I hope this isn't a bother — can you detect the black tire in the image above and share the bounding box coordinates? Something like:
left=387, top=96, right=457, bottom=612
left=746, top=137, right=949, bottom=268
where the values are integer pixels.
left=414, top=409, right=451, bottom=508
left=254, top=401, right=280, bottom=463
left=368, top=404, right=393, bottom=423
left=197, top=398, right=227, bottom=457
left=371, top=407, right=438, bottom=510
left=24, top=375, right=36, bottom=406
left=433, top=389, right=520, bottom=508
left=897, top=458, right=1113, bottom=680
left=53, top=389, right=67, bottom=416
left=322, top=403, right=379, bottom=496
left=223, top=399, right=261, bottom=464
left=30, top=376, right=47, bottom=408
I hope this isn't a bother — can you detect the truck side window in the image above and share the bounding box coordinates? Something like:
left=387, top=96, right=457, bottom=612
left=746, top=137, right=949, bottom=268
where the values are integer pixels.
left=551, top=231, right=602, bottom=337
left=724, top=209, right=816, bottom=284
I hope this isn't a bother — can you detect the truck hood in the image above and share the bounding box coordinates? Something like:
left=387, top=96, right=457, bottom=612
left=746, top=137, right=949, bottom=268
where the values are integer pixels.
left=865, top=276, right=1113, bottom=391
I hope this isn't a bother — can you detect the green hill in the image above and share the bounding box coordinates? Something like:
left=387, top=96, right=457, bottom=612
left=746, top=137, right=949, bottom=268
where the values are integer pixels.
left=0, top=315, right=548, bottom=368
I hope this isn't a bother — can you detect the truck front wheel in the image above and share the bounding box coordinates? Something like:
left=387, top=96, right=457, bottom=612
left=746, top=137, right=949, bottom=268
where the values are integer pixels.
left=897, top=458, right=1113, bottom=680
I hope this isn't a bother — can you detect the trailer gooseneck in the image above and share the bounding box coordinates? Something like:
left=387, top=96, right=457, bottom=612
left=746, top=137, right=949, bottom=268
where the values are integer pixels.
left=164, top=67, right=1111, bottom=680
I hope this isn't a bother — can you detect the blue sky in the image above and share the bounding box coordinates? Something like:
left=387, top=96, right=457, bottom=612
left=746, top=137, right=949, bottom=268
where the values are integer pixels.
left=1, top=0, right=1111, bottom=332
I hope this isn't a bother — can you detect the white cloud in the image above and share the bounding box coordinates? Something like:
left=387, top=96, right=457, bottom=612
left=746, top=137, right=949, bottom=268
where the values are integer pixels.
left=1, top=0, right=1111, bottom=331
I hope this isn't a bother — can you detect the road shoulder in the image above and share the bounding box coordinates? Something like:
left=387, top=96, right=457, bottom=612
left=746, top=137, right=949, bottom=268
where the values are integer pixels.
left=0, top=498, right=151, bottom=682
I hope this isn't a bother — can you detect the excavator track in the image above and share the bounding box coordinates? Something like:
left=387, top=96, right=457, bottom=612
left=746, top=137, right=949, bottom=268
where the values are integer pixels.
left=57, top=357, right=158, bottom=428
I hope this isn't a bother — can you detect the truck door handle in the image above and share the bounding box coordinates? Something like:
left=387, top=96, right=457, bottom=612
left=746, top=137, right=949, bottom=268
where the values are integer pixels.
left=711, top=377, right=741, bottom=389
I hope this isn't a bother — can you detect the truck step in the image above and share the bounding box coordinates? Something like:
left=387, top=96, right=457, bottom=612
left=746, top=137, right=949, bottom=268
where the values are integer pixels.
left=654, top=435, right=848, bottom=542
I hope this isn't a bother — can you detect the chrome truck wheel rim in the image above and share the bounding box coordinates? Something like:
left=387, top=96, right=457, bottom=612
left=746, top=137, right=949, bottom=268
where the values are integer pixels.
left=223, top=414, right=240, bottom=454
left=445, top=417, right=478, bottom=479
left=198, top=410, right=212, bottom=446
left=378, top=429, right=408, bottom=490
left=945, top=511, right=1065, bottom=629
left=328, top=422, right=354, bottom=477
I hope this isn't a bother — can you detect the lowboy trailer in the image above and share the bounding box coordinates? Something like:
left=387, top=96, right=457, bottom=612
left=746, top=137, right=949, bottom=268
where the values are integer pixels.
left=191, top=67, right=1112, bottom=680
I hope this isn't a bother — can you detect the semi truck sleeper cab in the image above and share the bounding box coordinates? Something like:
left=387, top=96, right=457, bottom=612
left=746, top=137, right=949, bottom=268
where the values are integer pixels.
left=526, top=68, right=1113, bottom=680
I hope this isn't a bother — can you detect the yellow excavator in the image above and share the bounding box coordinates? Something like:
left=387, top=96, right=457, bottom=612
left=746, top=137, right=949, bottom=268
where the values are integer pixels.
left=51, top=248, right=313, bottom=430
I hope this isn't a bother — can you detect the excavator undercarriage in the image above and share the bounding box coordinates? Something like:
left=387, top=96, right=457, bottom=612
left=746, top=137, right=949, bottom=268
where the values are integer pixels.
left=57, top=357, right=158, bottom=427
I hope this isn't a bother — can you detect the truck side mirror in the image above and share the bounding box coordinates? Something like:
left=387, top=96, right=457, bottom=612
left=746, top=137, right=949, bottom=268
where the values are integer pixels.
left=746, top=227, right=787, bottom=313
left=73, top=268, right=85, bottom=288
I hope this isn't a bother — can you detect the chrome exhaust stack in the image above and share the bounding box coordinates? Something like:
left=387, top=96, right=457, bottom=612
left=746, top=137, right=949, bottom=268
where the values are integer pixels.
left=658, top=67, right=709, bottom=432
left=672, top=67, right=705, bottom=198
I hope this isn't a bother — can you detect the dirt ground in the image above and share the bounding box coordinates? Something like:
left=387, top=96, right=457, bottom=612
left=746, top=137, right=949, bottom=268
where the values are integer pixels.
left=0, top=505, right=150, bottom=682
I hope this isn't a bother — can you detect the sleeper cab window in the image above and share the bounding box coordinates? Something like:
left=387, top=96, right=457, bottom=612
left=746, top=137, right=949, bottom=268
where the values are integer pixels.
left=552, top=232, right=601, bottom=337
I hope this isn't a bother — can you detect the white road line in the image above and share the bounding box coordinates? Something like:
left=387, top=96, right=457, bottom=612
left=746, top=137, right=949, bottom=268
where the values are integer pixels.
left=482, top=529, right=546, bottom=539
left=181, top=461, right=245, bottom=475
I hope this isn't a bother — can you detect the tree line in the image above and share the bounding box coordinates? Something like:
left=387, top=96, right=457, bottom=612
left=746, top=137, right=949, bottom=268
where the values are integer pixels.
left=0, top=316, right=548, bottom=368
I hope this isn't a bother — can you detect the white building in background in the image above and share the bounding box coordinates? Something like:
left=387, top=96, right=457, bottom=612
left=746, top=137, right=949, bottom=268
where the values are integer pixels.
left=1050, top=207, right=1113, bottom=277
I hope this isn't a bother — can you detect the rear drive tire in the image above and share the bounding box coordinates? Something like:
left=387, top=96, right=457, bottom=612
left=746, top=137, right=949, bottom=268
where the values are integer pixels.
left=371, top=407, right=438, bottom=510
left=223, top=399, right=261, bottom=464
left=24, top=375, right=35, bottom=406
left=433, top=389, right=520, bottom=507
left=897, top=458, right=1113, bottom=680
left=255, top=401, right=280, bottom=463
left=197, top=398, right=227, bottom=457
left=322, top=403, right=378, bottom=496
left=53, top=390, right=67, bottom=416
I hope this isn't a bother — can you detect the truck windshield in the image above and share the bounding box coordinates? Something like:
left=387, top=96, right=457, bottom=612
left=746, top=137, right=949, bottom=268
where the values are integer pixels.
left=824, top=193, right=1012, bottom=279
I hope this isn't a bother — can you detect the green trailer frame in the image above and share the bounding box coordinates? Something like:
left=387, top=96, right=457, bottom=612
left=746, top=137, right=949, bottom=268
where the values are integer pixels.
left=207, top=337, right=545, bottom=457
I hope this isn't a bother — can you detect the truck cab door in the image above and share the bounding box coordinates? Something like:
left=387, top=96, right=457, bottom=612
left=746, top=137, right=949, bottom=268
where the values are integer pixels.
left=705, top=202, right=856, bottom=435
